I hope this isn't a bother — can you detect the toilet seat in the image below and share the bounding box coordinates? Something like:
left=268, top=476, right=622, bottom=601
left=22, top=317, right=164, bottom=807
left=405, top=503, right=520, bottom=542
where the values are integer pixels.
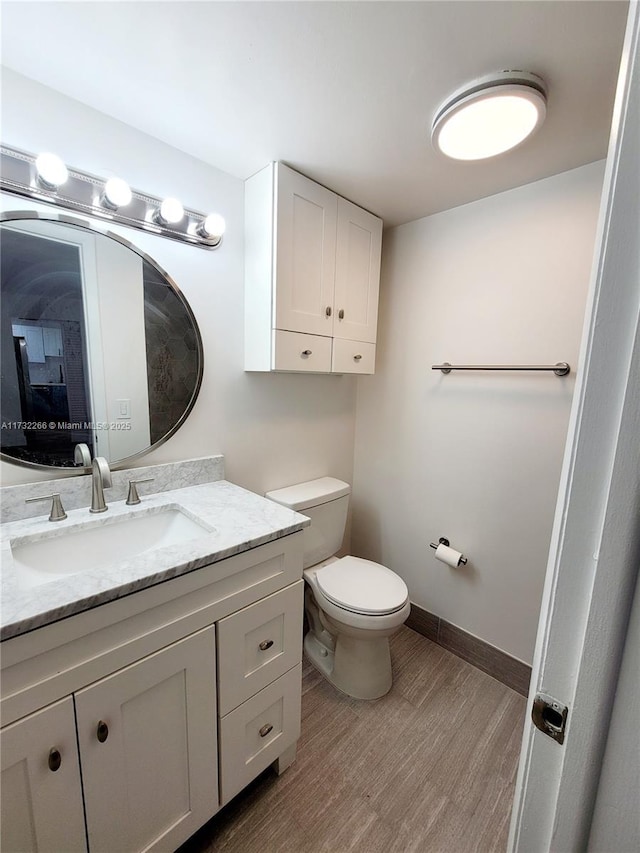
left=315, top=556, right=408, bottom=616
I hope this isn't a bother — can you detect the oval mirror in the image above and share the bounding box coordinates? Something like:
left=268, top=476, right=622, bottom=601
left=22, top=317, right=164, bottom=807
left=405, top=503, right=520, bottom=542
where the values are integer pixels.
left=0, top=213, right=203, bottom=469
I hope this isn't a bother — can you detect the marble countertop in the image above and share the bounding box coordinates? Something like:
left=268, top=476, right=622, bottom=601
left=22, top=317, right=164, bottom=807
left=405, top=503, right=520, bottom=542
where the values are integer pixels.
left=1, top=480, right=310, bottom=641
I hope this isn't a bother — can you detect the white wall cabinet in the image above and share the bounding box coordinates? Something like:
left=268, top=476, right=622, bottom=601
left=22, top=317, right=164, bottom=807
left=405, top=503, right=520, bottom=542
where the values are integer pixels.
left=272, top=163, right=337, bottom=338
left=1, top=533, right=304, bottom=853
left=245, top=162, right=382, bottom=374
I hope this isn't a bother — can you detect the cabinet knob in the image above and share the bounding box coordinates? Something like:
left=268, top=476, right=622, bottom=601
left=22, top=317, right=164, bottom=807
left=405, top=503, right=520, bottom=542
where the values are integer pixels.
left=301, top=350, right=312, bottom=357
left=325, top=306, right=332, bottom=317
left=48, top=748, right=62, bottom=772
left=259, top=723, right=273, bottom=738
left=259, top=639, right=274, bottom=651
left=353, top=354, right=363, bottom=362
left=338, top=309, right=345, bottom=320
left=96, top=720, right=109, bottom=743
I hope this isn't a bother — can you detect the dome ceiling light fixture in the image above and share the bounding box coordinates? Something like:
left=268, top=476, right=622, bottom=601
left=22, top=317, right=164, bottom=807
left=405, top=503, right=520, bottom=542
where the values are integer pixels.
left=431, top=70, right=547, bottom=161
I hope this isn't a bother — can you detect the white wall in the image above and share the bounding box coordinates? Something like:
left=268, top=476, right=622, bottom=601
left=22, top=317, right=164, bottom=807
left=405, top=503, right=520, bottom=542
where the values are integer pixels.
left=0, top=69, right=357, bottom=495
left=1, top=71, right=606, bottom=664
left=351, top=162, right=604, bottom=663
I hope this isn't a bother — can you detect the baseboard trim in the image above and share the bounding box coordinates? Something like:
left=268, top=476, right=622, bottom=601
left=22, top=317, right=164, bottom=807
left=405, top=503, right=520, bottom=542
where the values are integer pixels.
left=406, top=603, right=531, bottom=697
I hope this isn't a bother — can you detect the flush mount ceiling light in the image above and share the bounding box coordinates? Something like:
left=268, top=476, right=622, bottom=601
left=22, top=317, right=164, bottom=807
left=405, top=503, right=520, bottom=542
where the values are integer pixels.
left=432, top=71, right=547, bottom=161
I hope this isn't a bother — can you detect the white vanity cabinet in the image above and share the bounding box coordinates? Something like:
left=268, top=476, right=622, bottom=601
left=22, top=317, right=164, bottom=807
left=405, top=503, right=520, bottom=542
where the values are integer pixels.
left=1, top=532, right=304, bottom=853
left=76, top=626, right=218, bottom=853
left=245, top=161, right=382, bottom=374
left=0, top=697, right=86, bottom=853
left=217, top=581, right=304, bottom=804
left=1, top=628, right=217, bottom=853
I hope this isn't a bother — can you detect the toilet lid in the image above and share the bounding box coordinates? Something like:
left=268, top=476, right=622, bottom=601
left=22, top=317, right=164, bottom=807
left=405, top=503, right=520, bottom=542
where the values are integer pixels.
left=316, top=556, right=408, bottom=615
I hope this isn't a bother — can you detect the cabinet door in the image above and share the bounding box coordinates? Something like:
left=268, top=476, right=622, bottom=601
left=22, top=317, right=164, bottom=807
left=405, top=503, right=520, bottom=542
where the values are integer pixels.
left=1, top=697, right=86, bottom=853
left=75, top=625, right=217, bottom=853
left=274, top=163, right=337, bottom=337
left=333, top=198, right=382, bottom=343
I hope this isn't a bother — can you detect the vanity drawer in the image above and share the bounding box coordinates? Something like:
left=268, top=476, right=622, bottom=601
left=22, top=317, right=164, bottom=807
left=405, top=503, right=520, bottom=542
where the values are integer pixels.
left=217, top=581, right=303, bottom=715
left=272, top=330, right=332, bottom=372
left=219, top=663, right=301, bottom=805
left=331, top=338, right=376, bottom=374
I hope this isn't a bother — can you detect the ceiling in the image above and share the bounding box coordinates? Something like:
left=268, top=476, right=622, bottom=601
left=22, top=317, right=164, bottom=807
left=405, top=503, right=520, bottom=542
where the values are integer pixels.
left=0, top=1, right=629, bottom=227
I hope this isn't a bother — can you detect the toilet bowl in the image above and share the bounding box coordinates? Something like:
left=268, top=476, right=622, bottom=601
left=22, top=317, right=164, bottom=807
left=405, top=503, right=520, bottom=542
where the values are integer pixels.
left=304, top=556, right=410, bottom=698
left=265, top=478, right=409, bottom=700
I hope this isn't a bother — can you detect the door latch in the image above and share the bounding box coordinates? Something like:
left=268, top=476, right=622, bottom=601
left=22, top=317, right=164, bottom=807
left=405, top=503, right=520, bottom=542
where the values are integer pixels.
left=532, top=693, right=568, bottom=744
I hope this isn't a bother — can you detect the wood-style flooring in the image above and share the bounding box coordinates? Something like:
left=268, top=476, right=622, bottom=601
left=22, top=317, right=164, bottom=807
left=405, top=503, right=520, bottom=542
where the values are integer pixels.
left=179, top=626, right=527, bottom=853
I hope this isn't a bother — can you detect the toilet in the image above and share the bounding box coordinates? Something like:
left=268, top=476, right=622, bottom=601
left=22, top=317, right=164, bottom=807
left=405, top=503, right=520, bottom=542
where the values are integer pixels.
left=266, top=477, right=410, bottom=699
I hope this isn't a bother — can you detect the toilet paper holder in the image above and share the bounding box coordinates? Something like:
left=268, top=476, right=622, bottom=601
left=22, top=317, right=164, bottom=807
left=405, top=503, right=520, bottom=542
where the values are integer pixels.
left=429, top=537, right=468, bottom=565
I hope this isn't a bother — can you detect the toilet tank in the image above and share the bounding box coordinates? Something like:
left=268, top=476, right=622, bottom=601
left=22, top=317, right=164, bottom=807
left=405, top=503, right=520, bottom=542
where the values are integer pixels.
left=265, top=477, right=351, bottom=569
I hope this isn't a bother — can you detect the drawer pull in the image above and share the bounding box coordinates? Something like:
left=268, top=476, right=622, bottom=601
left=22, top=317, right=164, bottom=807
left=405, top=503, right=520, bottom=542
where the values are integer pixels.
left=48, top=748, right=62, bottom=772
left=353, top=354, right=363, bottom=361
left=259, top=723, right=273, bottom=738
left=301, top=349, right=312, bottom=357
left=338, top=309, right=345, bottom=320
left=325, top=306, right=332, bottom=317
left=259, top=639, right=274, bottom=651
left=96, top=720, right=109, bottom=743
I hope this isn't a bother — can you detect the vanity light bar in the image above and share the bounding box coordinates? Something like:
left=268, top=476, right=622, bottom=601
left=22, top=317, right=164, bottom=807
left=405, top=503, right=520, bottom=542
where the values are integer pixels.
left=0, top=145, right=225, bottom=249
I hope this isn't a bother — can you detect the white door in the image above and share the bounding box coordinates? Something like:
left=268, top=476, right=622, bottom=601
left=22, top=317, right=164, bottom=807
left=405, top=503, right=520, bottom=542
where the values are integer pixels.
left=333, top=198, right=382, bottom=343
left=274, top=163, right=337, bottom=336
left=0, top=697, right=86, bottom=853
left=75, top=625, right=218, bottom=853
left=509, top=6, right=639, bottom=851
left=4, top=220, right=102, bottom=454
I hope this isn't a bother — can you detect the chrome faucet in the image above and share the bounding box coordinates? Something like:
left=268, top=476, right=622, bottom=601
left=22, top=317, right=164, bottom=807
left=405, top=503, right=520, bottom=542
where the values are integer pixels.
left=90, top=457, right=112, bottom=513
left=74, top=443, right=92, bottom=467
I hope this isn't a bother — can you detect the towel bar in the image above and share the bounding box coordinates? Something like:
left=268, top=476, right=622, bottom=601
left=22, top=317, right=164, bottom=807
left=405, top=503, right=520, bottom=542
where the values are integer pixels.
left=432, top=362, right=570, bottom=376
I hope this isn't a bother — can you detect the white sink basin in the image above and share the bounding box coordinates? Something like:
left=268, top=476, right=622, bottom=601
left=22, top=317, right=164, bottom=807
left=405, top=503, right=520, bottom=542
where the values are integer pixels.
left=11, top=507, right=214, bottom=590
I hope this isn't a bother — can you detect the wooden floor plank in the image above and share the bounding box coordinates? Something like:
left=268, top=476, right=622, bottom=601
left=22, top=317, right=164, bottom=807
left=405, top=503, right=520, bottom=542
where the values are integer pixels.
left=179, top=627, right=526, bottom=853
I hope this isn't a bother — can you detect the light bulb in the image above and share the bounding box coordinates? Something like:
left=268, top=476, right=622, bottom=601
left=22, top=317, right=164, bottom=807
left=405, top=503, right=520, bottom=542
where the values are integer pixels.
left=102, top=177, right=132, bottom=209
left=198, top=213, right=226, bottom=241
left=156, top=197, right=184, bottom=225
left=35, top=152, right=68, bottom=188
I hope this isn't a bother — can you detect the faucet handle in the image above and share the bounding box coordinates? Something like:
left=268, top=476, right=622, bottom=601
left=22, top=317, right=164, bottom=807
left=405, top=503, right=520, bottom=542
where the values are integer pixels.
left=25, top=493, right=67, bottom=522
left=126, top=478, right=154, bottom=506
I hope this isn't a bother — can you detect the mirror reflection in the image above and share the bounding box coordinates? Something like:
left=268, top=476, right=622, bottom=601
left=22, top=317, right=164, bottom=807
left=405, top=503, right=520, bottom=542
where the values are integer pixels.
left=1, top=215, right=203, bottom=468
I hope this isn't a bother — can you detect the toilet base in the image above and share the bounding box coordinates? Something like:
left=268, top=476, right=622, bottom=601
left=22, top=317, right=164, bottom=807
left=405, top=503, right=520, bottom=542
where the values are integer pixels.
left=304, top=628, right=393, bottom=700
left=304, top=631, right=335, bottom=681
